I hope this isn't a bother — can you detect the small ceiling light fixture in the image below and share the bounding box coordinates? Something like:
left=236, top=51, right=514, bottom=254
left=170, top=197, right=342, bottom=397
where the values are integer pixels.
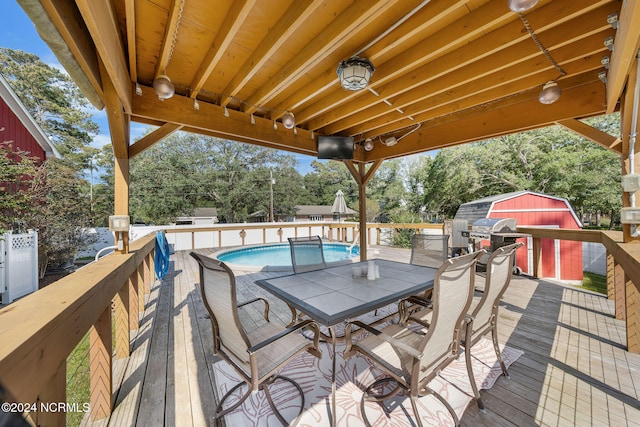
left=153, top=74, right=175, bottom=100
left=538, top=81, right=562, bottom=104
left=336, top=56, right=375, bottom=91
left=281, top=111, right=296, bottom=129
left=508, top=0, right=538, bottom=12
left=250, top=114, right=256, bottom=125
left=224, top=106, right=230, bottom=117
left=364, top=138, right=374, bottom=151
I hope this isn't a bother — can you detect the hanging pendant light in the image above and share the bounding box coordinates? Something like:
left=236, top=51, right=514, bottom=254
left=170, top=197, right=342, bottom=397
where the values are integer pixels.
left=153, top=74, right=175, bottom=100
left=538, top=81, right=562, bottom=104
left=281, top=111, right=296, bottom=129
left=508, top=0, right=539, bottom=12
left=336, top=57, right=375, bottom=91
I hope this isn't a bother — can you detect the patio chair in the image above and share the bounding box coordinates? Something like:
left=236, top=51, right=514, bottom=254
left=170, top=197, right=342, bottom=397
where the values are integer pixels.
left=410, top=233, right=450, bottom=268
left=288, top=235, right=327, bottom=273
left=343, top=251, right=482, bottom=427
left=190, top=252, right=322, bottom=426
left=462, top=242, right=523, bottom=411
left=397, top=233, right=451, bottom=317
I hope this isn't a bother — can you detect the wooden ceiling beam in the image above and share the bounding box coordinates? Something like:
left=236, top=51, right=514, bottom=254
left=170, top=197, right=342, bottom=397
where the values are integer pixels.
left=76, top=0, right=131, bottom=113
left=128, top=123, right=183, bottom=158
left=295, top=0, right=514, bottom=126
left=219, top=0, right=324, bottom=109
left=100, top=61, right=129, bottom=159
left=242, top=0, right=401, bottom=114
left=269, top=0, right=469, bottom=117
left=306, top=2, right=616, bottom=132
left=328, top=30, right=610, bottom=136
left=557, top=119, right=622, bottom=153
left=131, top=87, right=321, bottom=157
left=154, top=0, right=183, bottom=80
left=364, top=80, right=607, bottom=161
left=189, top=0, right=256, bottom=99
left=124, top=0, right=137, bottom=83
left=36, top=0, right=103, bottom=101
left=359, top=67, right=604, bottom=141
left=606, top=0, right=640, bottom=113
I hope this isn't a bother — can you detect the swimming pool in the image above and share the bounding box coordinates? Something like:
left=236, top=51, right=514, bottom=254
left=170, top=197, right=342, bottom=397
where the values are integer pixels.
left=215, top=242, right=360, bottom=271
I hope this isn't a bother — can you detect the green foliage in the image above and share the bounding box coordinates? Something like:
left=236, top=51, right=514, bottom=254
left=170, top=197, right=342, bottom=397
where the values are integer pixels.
left=412, top=118, right=622, bottom=223
left=0, top=144, right=40, bottom=234
left=126, top=133, right=307, bottom=224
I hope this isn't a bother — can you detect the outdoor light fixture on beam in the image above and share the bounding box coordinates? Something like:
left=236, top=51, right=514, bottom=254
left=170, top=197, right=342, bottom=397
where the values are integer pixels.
left=337, top=57, right=375, bottom=91
left=508, top=0, right=538, bottom=13
left=153, top=74, right=175, bottom=100
left=281, top=111, right=296, bottom=129
left=538, top=81, right=562, bottom=104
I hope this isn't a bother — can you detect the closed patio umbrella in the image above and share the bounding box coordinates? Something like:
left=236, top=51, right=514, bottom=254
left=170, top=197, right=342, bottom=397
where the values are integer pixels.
left=332, top=190, right=348, bottom=223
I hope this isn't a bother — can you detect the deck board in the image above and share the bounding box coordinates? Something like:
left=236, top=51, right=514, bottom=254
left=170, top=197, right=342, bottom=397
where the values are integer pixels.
left=95, top=246, right=640, bottom=426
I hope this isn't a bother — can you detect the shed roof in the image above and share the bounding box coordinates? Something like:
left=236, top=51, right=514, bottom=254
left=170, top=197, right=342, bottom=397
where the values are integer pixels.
left=454, top=191, right=580, bottom=224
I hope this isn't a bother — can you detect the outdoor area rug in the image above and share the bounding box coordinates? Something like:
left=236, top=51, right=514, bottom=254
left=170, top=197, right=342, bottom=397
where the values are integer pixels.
left=212, top=335, right=524, bottom=426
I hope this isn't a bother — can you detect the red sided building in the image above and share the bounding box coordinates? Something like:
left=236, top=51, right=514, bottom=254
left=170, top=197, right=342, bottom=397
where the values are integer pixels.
left=455, top=191, right=583, bottom=281
left=0, top=73, right=59, bottom=160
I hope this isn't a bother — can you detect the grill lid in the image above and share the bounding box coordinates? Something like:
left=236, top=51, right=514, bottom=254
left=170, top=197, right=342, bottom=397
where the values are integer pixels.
left=471, top=217, right=517, bottom=233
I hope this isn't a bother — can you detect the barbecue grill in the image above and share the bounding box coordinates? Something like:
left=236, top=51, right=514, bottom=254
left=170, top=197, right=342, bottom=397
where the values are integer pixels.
left=461, top=217, right=528, bottom=274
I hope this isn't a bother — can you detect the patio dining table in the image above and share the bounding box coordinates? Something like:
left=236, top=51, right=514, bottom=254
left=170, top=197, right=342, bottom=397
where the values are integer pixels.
left=254, top=259, right=437, bottom=426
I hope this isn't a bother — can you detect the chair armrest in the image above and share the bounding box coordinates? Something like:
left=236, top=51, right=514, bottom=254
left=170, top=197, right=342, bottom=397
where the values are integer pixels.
left=238, top=297, right=270, bottom=322
left=247, top=319, right=319, bottom=354
left=404, top=295, right=432, bottom=308
left=345, top=320, right=422, bottom=359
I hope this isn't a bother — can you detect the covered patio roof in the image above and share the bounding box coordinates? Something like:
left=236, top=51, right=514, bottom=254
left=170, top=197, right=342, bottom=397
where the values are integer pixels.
left=19, top=0, right=636, bottom=162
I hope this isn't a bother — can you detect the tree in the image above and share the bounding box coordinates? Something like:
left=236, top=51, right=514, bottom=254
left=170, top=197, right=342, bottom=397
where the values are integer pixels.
left=0, top=48, right=99, bottom=171
left=126, top=133, right=305, bottom=224
left=410, top=119, right=622, bottom=224
left=0, top=48, right=101, bottom=273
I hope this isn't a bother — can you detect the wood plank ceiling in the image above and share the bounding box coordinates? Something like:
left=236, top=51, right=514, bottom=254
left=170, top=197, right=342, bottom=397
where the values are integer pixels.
left=22, top=0, right=635, bottom=163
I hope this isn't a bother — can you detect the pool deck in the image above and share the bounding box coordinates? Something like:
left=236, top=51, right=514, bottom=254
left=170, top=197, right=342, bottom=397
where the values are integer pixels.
left=83, top=245, right=640, bottom=426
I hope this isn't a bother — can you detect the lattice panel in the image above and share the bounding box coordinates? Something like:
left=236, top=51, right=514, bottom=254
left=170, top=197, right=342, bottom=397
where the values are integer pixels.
left=11, top=234, right=36, bottom=250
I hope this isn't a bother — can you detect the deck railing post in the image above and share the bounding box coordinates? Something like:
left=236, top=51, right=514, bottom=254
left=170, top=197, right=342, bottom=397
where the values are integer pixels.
left=607, top=251, right=616, bottom=301
left=89, top=306, right=113, bottom=420
left=137, top=263, right=145, bottom=313
left=532, top=237, right=542, bottom=278
left=129, top=268, right=140, bottom=330
left=626, top=275, right=640, bottom=352
left=34, top=361, right=66, bottom=426
left=114, top=283, right=130, bottom=359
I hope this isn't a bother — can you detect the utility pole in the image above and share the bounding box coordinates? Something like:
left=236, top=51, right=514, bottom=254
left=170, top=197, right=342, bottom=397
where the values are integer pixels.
left=269, top=170, right=275, bottom=222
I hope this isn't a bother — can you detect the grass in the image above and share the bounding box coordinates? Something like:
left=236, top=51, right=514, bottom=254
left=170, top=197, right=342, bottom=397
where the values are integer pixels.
left=66, top=332, right=90, bottom=427
left=578, top=271, right=607, bottom=295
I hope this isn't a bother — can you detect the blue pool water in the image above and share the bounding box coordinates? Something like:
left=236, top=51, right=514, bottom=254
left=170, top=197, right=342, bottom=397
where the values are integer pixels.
left=217, top=243, right=359, bottom=267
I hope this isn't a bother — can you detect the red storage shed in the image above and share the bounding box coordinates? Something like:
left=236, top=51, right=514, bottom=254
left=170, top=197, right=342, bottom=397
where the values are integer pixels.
left=455, top=191, right=583, bottom=281
left=0, top=73, right=59, bottom=160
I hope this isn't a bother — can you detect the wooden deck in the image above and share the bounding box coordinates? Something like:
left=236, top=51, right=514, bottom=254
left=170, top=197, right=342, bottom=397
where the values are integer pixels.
left=84, top=246, right=640, bottom=427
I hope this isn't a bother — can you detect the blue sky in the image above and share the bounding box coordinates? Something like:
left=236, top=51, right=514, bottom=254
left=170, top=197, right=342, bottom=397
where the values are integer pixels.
left=0, top=2, right=321, bottom=173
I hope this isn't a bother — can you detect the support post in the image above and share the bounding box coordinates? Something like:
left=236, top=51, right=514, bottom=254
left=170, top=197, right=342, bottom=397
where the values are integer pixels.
left=89, top=306, right=113, bottom=420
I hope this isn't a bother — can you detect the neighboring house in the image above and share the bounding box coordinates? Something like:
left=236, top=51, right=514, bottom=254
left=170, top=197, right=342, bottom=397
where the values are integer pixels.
left=248, top=205, right=357, bottom=223
left=0, top=73, right=59, bottom=160
left=175, top=207, right=219, bottom=225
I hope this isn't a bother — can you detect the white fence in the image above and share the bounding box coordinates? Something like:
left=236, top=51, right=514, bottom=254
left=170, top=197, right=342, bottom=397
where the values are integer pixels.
left=1, top=231, right=39, bottom=304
